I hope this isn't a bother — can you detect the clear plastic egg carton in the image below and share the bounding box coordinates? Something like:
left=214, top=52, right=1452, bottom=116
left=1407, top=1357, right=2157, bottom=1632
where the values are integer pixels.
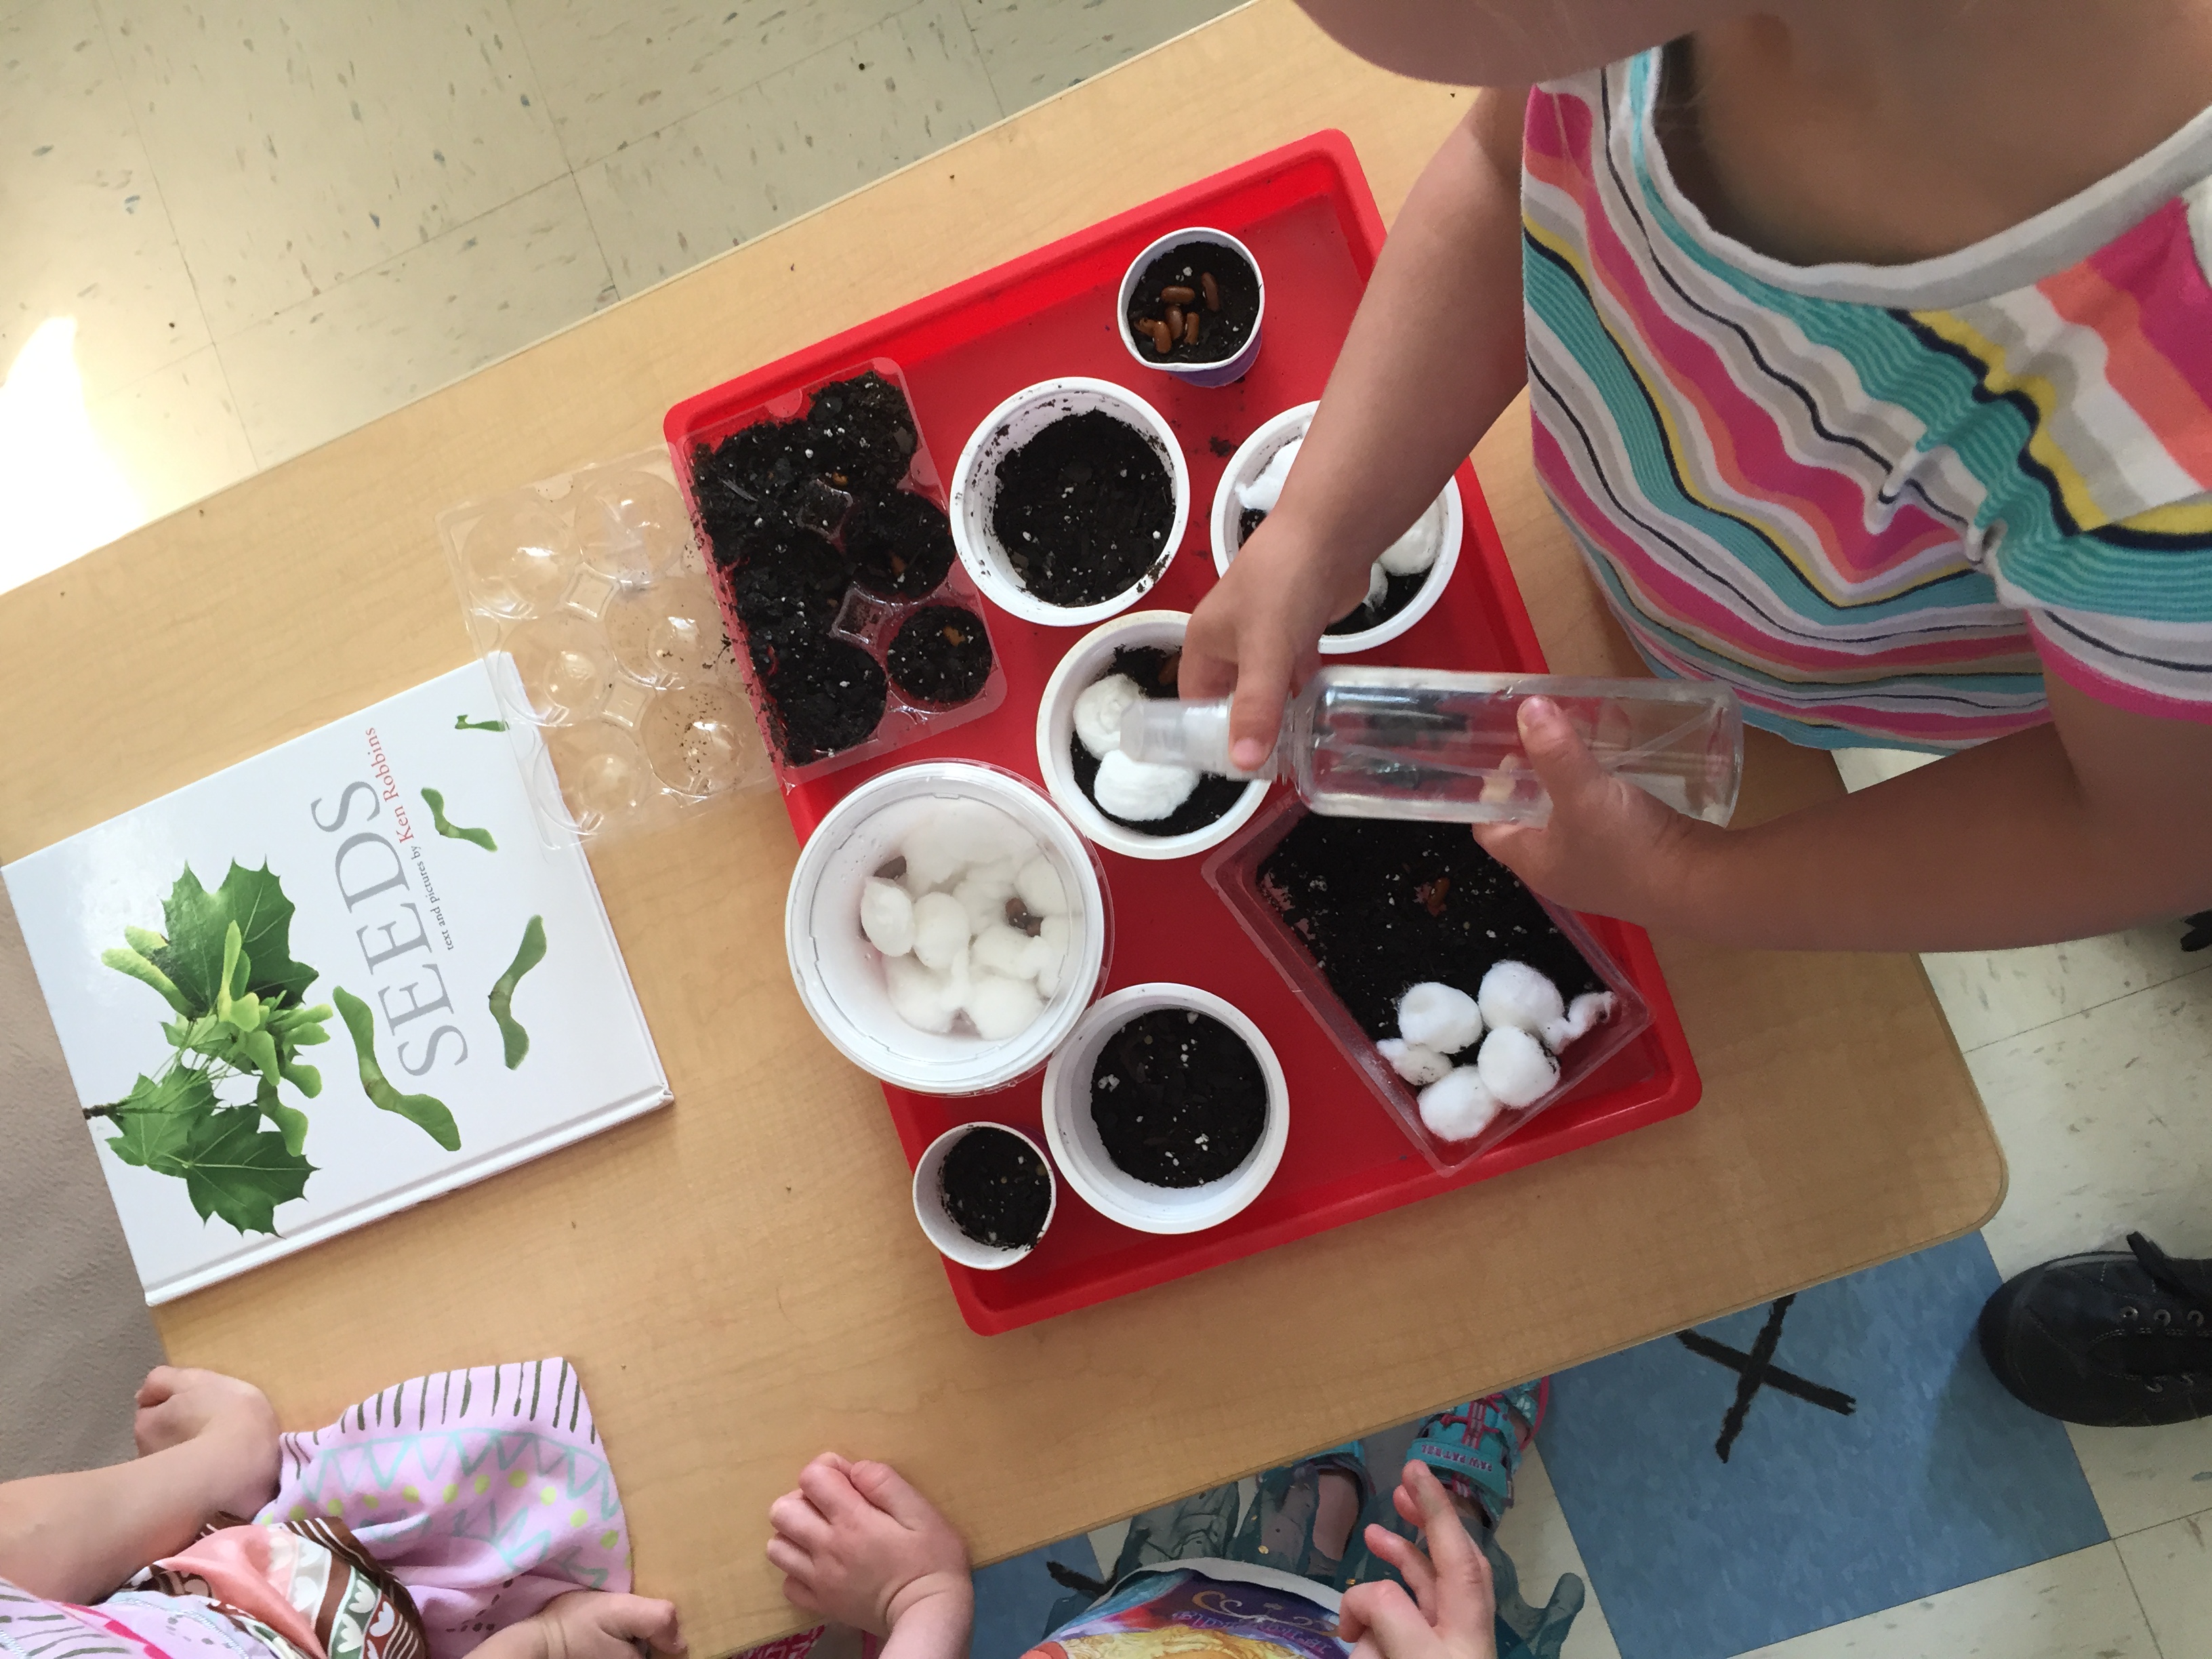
left=436, top=447, right=774, bottom=846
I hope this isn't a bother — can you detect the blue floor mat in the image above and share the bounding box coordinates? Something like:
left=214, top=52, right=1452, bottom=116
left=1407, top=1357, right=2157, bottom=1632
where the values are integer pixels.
left=1534, top=1233, right=2107, bottom=1659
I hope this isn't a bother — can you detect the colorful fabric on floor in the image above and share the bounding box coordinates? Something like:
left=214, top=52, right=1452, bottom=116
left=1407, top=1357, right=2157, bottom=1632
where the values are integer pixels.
left=139, top=1515, right=426, bottom=1659
left=253, top=1359, right=630, bottom=1659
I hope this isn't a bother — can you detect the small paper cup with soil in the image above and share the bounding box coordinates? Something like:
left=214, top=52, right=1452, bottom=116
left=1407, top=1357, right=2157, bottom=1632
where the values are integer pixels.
left=785, top=760, right=1112, bottom=1095
left=1202, top=798, right=1650, bottom=1174
left=1040, top=983, right=1288, bottom=1235
left=1211, top=403, right=1463, bottom=654
left=1117, top=227, right=1265, bottom=389
left=912, top=1122, right=1057, bottom=1270
left=948, top=377, right=1190, bottom=628
left=1034, top=610, right=1269, bottom=861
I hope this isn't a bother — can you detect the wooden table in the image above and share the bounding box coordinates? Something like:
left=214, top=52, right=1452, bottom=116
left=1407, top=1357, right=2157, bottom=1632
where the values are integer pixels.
left=0, top=4, right=2003, bottom=1652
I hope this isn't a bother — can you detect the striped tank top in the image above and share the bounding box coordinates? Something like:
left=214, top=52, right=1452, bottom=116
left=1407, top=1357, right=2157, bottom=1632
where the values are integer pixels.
left=1522, top=54, right=2212, bottom=749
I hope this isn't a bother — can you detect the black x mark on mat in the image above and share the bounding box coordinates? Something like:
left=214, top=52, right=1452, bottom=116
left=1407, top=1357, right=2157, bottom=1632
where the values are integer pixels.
left=1676, top=1294, right=1858, bottom=1462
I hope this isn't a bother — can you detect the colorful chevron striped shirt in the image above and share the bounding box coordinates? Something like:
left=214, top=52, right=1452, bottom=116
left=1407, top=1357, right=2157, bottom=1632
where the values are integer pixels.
left=1522, top=54, right=2212, bottom=749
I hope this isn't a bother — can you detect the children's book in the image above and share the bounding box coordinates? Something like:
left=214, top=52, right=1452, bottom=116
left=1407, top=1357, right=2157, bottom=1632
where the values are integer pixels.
left=2, top=659, right=670, bottom=1304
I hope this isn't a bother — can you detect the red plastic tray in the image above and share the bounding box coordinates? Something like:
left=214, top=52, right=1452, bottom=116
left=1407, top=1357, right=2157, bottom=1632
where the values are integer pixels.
left=665, top=131, right=1702, bottom=1334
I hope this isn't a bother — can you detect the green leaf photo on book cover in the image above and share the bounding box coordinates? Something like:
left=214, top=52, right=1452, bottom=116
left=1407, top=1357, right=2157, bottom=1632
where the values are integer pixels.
left=91, top=861, right=459, bottom=1236
left=488, top=915, right=547, bottom=1069
left=421, top=786, right=497, bottom=852
left=454, top=714, right=507, bottom=732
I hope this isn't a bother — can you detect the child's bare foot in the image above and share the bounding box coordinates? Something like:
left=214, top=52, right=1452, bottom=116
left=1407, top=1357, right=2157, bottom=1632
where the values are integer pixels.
left=766, top=1454, right=971, bottom=1650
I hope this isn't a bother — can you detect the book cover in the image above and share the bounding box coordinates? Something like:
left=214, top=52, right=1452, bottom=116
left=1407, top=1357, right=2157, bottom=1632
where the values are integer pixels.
left=2, top=659, right=670, bottom=1304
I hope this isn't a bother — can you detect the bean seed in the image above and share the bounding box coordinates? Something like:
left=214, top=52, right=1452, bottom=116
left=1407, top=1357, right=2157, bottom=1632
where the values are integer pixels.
left=1162, top=284, right=1196, bottom=306
left=1146, top=319, right=1173, bottom=353
left=1165, top=304, right=1184, bottom=337
left=1183, top=309, right=1201, bottom=346
left=1200, top=271, right=1221, bottom=311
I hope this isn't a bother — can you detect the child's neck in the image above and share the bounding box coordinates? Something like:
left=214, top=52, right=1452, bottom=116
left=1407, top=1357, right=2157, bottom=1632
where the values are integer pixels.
left=1660, top=1, right=2212, bottom=267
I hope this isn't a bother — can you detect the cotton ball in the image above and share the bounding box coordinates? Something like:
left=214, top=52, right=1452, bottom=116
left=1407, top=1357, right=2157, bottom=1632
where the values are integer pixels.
left=1418, top=1067, right=1501, bottom=1143
left=1477, top=960, right=1565, bottom=1038
left=1477, top=1025, right=1558, bottom=1109
left=883, top=954, right=957, bottom=1035
left=954, top=858, right=1019, bottom=936
left=1073, top=674, right=1144, bottom=760
left=1378, top=496, right=1445, bottom=575
left=1542, top=991, right=1618, bottom=1053
left=1094, top=750, right=1200, bottom=822
left=972, top=922, right=1034, bottom=979
left=859, top=877, right=916, bottom=956
left=899, top=815, right=970, bottom=893
left=1378, top=1037, right=1452, bottom=1088
left=1349, top=560, right=1387, bottom=615
left=1396, top=981, right=1483, bottom=1055
left=1236, top=436, right=1303, bottom=514
left=911, top=890, right=970, bottom=971
left=965, top=972, right=1045, bottom=1041
left=1027, top=915, right=1071, bottom=998
left=1016, top=855, right=1067, bottom=916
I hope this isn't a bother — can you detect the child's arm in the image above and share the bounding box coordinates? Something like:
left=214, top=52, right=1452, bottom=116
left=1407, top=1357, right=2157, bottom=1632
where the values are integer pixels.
left=1479, top=682, right=2212, bottom=949
left=0, top=1368, right=279, bottom=1603
left=765, top=1455, right=970, bottom=1659
left=1338, top=1462, right=1497, bottom=1659
left=1182, top=84, right=1530, bottom=770
left=470, top=1592, right=683, bottom=1659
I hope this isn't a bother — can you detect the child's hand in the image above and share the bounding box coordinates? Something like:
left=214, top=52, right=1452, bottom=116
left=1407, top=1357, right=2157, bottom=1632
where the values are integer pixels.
left=132, top=1367, right=281, bottom=1521
left=1338, top=1462, right=1497, bottom=1659
left=1470, top=697, right=1715, bottom=922
left=514, top=1591, right=683, bottom=1659
left=1182, top=515, right=1372, bottom=771
left=766, top=1454, right=970, bottom=1643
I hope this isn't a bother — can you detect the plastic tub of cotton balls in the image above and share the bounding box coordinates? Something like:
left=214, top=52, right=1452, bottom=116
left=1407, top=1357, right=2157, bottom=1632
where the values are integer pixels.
left=1040, top=983, right=1289, bottom=1235
left=785, top=760, right=1111, bottom=1094
left=1210, top=402, right=1462, bottom=654
left=948, top=377, right=1190, bottom=628
left=1035, top=610, right=1271, bottom=860
left=912, top=1122, right=1057, bottom=1270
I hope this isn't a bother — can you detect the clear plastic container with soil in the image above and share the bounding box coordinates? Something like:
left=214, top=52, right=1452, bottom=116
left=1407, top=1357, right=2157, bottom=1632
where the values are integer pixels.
left=674, top=360, right=1007, bottom=785
left=436, top=448, right=775, bottom=846
left=1069, top=645, right=1253, bottom=838
left=1203, top=797, right=1652, bottom=1173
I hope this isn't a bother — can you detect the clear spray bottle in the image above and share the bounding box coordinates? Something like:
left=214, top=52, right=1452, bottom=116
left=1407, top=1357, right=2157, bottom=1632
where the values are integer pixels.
left=1118, top=666, right=1744, bottom=827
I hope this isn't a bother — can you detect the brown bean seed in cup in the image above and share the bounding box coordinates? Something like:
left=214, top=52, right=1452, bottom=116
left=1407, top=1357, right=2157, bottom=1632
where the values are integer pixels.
left=1147, top=319, right=1173, bottom=353
left=1162, top=284, right=1196, bottom=306
left=1200, top=271, right=1221, bottom=311
left=1165, top=304, right=1184, bottom=338
left=1183, top=310, right=1201, bottom=346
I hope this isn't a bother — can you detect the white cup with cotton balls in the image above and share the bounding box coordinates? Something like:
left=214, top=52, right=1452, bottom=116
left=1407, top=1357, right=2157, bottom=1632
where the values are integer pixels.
left=785, top=761, right=1111, bottom=1094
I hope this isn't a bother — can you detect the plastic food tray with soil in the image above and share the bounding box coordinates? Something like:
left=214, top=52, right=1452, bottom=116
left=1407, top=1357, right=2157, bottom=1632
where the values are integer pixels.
left=664, top=131, right=1701, bottom=1335
left=673, top=360, right=1007, bottom=785
left=1204, top=798, right=1652, bottom=1173
left=436, top=449, right=775, bottom=845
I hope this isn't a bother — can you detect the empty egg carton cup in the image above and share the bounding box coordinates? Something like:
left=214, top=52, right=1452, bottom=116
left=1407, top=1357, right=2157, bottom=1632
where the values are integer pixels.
left=437, top=448, right=775, bottom=846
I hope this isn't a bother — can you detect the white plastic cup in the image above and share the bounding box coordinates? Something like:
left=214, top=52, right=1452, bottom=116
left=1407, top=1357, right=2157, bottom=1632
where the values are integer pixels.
left=1211, top=402, right=1464, bottom=655
left=1035, top=610, right=1269, bottom=861
left=949, top=377, right=1191, bottom=628
left=912, top=1122, right=1057, bottom=1270
left=785, top=761, right=1111, bottom=1094
left=1116, top=227, right=1265, bottom=389
left=1041, top=983, right=1289, bottom=1235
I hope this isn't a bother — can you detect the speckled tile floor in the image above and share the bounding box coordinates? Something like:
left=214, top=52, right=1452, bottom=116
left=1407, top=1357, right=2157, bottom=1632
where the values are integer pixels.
left=7, top=6, right=2211, bottom=1654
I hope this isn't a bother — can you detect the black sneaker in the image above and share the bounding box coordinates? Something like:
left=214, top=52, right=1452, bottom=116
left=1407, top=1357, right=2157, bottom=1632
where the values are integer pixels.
left=1978, top=1233, right=2212, bottom=1426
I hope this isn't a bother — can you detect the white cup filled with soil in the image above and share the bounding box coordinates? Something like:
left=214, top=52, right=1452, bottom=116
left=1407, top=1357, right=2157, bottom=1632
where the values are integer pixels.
left=1041, top=983, right=1288, bottom=1234
left=1116, top=227, right=1265, bottom=388
left=786, top=761, right=1111, bottom=1094
left=1212, top=403, right=1462, bottom=653
left=912, top=1121, right=1057, bottom=1270
left=949, top=378, right=1190, bottom=627
left=1035, top=610, right=1269, bottom=860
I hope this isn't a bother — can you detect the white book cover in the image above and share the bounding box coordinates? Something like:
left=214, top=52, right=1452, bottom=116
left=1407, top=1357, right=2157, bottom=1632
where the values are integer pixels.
left=3, top=659, right=670, bottom=1304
